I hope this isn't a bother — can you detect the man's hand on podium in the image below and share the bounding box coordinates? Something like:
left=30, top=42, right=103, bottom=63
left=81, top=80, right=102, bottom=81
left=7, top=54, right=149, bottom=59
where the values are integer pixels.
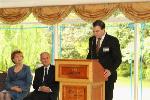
left=104, top=69, right=111, bottom=81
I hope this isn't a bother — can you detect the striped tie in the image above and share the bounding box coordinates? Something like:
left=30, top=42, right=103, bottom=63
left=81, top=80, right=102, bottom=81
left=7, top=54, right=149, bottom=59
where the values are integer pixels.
left=96, top=38, right=101, bottom=53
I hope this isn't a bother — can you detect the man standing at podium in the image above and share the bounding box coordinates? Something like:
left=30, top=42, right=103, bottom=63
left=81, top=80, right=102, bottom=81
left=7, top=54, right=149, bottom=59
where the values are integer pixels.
left=87, top=20, right=122, bottom=100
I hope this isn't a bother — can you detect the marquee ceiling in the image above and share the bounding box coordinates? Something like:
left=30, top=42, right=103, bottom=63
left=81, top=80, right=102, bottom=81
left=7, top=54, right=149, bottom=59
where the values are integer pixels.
left=0, top=0, right=149, bottom=8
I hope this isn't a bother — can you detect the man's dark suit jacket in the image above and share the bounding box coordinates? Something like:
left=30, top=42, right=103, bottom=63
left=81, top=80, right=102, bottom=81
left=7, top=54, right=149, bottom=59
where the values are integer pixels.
left=87, top=34, right=122, bottom=82
left=33, top=64, right=59, bottom=100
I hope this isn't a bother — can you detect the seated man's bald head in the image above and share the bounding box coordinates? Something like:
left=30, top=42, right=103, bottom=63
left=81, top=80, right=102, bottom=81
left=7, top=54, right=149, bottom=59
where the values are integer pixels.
left=40, top=52, right=50, bottom=57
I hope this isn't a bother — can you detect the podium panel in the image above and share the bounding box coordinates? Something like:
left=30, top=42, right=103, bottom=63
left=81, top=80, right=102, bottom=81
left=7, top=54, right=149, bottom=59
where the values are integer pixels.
left=55, top=59, right=105, bottom=100
left=62, top=84, right=87, bottom=100
left=59, top=64, right=88, bottom=79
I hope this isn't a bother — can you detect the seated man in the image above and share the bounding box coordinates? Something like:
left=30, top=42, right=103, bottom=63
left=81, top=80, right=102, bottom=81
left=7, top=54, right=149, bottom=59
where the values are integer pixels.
left=24, top=52, right=59, bottom=100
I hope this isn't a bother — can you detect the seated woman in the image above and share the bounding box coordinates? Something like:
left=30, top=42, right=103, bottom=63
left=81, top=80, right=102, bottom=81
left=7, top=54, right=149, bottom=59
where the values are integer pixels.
left=0, top=50, right=32, bottom=100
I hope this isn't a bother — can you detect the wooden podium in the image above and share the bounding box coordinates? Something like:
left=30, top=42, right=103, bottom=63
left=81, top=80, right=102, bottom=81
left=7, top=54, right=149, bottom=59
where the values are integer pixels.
left=55, top=59, right=105, bottom=100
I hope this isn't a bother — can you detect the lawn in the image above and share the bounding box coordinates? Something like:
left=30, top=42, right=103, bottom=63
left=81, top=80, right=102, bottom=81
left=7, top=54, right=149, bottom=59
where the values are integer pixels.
left=116, top=77, right=150, bottom=88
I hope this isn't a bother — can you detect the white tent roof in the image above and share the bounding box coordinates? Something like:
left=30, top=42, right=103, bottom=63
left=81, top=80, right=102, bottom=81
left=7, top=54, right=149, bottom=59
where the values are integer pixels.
left=0, top=0, right=150, bottom=8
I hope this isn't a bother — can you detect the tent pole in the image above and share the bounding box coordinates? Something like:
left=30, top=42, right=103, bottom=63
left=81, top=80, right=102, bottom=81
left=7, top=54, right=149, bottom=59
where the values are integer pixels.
left=54, top=24, right=59, bottom=60
left=134, top=23, right=140, bottom=100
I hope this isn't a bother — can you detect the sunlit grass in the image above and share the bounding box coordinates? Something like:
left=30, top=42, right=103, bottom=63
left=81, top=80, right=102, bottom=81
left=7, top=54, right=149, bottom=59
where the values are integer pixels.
left=116, top=77, right=150, bottom=88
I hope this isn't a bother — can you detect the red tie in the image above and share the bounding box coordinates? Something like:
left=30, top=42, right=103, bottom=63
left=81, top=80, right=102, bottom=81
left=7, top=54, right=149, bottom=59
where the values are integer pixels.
left=96, top=38, right=101, bottom=53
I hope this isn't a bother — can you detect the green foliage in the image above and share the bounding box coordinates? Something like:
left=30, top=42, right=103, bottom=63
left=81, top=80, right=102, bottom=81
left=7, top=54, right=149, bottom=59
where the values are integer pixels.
left=60, top=22, right=150, bottom=80
left=0, top=24, right=51, bottom=71
left=0, top=13, right=150, bottom=80
left=117, top=62, right=131, bottom=77
left=60, top=23, right=91, bottom=59
left=145, top=68, right=150, bottom=80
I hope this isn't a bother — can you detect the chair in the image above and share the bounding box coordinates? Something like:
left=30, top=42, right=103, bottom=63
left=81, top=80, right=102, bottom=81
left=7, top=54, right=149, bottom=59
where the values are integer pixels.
left=0, top=71, right=7, bottom=91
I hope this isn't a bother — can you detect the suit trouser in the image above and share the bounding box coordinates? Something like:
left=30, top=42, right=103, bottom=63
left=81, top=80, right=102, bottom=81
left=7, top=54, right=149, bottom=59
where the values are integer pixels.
left=105, top=81, right=114, bottom=100
left=23, top=90, right=59, bottom=100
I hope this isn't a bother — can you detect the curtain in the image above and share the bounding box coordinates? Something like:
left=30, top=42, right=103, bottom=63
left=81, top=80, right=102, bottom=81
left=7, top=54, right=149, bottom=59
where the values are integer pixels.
left=74, top=4, right=118, bottom=22
left=119, top=2, right=150, bottom=22
left=32, top=6, right=72, bottom=25
left=0, top=8, right=31, bottom=24
left=0, top=2, right=149, bottom=24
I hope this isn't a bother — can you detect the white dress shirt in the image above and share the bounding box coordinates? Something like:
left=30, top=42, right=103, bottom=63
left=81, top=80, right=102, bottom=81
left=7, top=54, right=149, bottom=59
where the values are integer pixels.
left=96, top=33, right=106, bottom=47
left=43, top=65, right=50, bottom=82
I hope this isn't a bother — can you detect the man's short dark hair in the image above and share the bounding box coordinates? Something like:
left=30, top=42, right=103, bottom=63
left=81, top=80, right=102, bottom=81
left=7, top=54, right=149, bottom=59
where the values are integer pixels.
left=93, top=20, right=105, bottom=29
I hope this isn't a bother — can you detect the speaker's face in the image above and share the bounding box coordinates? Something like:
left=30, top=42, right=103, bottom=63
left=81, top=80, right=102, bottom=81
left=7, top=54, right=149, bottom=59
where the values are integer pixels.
left=93, top=26, right=105, bottom=38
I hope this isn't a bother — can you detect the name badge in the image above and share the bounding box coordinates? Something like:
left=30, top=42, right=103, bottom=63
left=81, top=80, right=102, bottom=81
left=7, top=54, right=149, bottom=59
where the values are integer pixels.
left=103, top=47, right=109, bottom=52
